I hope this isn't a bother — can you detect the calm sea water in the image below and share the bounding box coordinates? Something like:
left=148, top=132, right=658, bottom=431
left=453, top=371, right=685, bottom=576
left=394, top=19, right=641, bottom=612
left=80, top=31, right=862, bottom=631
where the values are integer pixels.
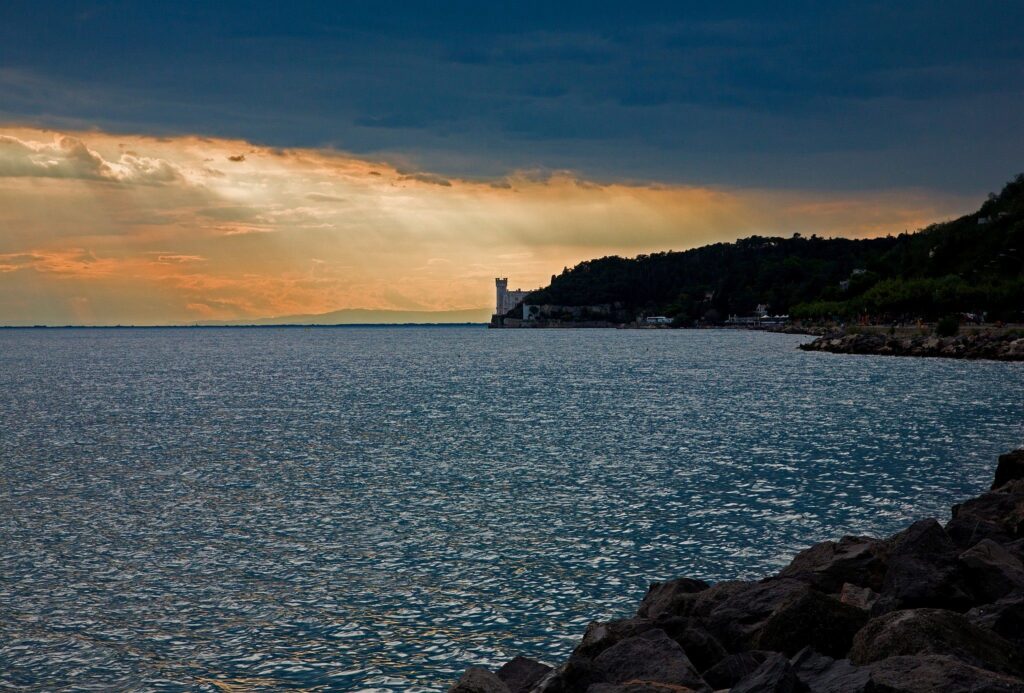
left=1, top=327, right=1021, bottom=691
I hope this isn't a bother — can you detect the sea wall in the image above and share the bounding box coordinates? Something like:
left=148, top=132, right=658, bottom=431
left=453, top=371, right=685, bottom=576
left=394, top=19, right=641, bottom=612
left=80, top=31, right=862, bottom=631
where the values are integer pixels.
left=800, top=330, right=1024, bottom=361
left=450, top=450, right=1024, bottom=693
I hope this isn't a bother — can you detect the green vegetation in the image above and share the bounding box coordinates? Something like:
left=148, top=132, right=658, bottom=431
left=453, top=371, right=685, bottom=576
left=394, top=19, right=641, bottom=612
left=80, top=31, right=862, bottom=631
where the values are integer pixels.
left=522, top=174, right=1024, bottom=324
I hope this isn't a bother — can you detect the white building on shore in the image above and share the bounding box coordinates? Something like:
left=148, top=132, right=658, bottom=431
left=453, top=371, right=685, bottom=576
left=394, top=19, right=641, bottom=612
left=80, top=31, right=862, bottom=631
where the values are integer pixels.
left=494, top=278, right=536, bottom=316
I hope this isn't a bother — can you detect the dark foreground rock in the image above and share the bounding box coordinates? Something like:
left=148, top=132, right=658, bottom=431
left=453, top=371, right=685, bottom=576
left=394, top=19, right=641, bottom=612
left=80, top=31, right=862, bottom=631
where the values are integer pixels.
left=994, top=449, right=1024, bottom=490
left=730, top=653, right=807, bottom=693
left=848, top=608, right=1024, bottom=675
left=450, top=451, right=1024, bottom=693
left=451, top=668, right=512, bottom=693
left=498, top=657, right=554, bottom=693
left=798, top=329, right=1024, bottom=361
left=864, top=655, right=1024, bottom=693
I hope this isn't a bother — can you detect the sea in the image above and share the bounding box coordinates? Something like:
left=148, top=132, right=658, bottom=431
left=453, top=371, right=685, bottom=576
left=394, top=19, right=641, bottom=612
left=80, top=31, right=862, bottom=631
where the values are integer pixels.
left=1, top=326, right=1022, bottom=691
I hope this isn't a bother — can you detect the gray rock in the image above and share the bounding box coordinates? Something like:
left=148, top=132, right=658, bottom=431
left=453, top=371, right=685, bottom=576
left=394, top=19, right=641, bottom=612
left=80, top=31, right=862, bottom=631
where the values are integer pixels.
left=864, top=655, right=1024, bottom=693
left=1007, top=338, right=1024, bottom=359
left=849, top=608, right=1024, bottom=676
left=575, top=618, right=657, bottom=660
left=754, top=589, right=868, bottom=657
left=670, top=625, right=727, bottom=674
left=592, top=629, right=707, bottom=690
left=1005, top=538, right=1024, bottom=563
left=450, top=667, right=512, bottom=693
left=947, top=483, right=1024, bottom=550
left=634, top=577, right=749, bottom=622
left=873, top=519, right=972, bottom=614
left=789, top=648, right=870, bottom=693
left=993, top=449, right=1024, bottom=490
left=586, top=683, right=704, bottom=693
left=497, top=656, right=552, bottom=693
left=532, top=655, right=600, bottom=693
left=967, top=591, right=1024, bottom=647
left=701, top=651, right=769, bottom=690
left=778, top=536, right=889, bottom=592
left=731, top=653, right=808, bottom=693
left=686, top=580, right=754, bottom=620
left=799, top=332, right=1024, bottom=361
left=705, top=578, right=809, bottom=651
left=636, top=578, right=710, bottom=620
left=960, top=539, right=1024, bottom=602
left=839, top=583, right=878, bottom=611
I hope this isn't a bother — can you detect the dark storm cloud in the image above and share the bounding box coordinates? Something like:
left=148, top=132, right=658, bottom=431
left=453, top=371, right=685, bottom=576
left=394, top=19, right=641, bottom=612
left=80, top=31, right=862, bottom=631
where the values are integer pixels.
left=1, top=1, right=1022, bottom=192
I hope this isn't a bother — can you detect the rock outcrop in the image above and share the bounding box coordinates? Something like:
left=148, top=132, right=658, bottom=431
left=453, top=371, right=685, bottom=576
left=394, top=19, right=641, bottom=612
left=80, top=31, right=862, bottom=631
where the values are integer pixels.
left=798, top=330, right=1024, bottom=361
left=450, top=451, right=1024, bottom=693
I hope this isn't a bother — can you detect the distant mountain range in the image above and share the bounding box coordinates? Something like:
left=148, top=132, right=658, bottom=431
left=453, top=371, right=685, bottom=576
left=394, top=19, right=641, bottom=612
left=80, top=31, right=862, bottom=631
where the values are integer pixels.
left=515, top=174, right=1024, bottom=324
left=200, top=307, right=492, bottom=326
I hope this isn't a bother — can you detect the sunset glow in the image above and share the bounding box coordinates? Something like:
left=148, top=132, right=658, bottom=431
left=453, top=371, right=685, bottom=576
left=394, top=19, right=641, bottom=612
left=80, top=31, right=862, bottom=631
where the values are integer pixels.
left=0, top=127, right=975, bottom=325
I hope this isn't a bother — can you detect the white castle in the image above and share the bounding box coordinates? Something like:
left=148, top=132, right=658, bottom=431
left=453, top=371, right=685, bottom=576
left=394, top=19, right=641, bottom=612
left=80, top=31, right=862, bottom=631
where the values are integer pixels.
left=494, top=278, right=534, bottom=316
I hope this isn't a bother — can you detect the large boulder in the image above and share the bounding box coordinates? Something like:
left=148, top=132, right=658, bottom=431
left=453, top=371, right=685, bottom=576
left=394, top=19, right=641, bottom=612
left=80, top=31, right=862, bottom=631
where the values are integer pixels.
left=873, top=519, right=972, bottom=614
left=731, top=653, right=808, bottom=693
left=789, top=648, right=870, bottom=693
left=586, top=684, right=704, bottom=693
left=1005, top=538, right=1024, bottom=563
left=849, top=608, right=1024, bottom=676
left=864, top=655, right=1024, bottom=693
left=636, top=579, right=750, bottom=626
left=574, top=618, right=657, bottom=660
left=754, top=589, right=868, bottom=657
left=670, top=625, right=727, bottom=673
left=685, top=580, right=754, bottom=620
left=591, top=629, right=707, bottom=691
left=533, top=655, right=600, bottom=693
left=778, top=536, right=889, bottom=592
left=635, top=578, right=710, bottom=620
left=497, top=656, right=552, bottom=693
left=449, top=668, right=512, bottom=693
left=700, top=651, right=769, bottom=690
left=992, top=449, right=1024, bottom=490
left=704, top=578, right=809, bottom=651
left=967, top=591, right=1024, bottom=647
left=959, top=539, right=1024, bottom=602
left=946, top=482, right=1024, bottom=550
left=838, top=583, right=879, bottom=611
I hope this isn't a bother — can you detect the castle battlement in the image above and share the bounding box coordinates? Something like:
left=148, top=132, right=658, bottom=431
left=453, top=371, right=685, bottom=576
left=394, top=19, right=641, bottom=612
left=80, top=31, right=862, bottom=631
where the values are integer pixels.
left=494, top=277, right=534, bottom=316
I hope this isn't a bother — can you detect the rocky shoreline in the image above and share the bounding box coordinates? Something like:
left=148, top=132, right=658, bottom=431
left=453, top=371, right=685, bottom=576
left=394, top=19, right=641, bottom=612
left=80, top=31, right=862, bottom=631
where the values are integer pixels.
left=799, top=330, right=1024, bottom=361
left=450, top=450, right=1024, bottom=693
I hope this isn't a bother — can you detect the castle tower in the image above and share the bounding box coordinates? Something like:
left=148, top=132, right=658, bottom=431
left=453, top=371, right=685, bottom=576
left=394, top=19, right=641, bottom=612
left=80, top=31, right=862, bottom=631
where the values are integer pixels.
left=495, top=278, right=508, bottom=315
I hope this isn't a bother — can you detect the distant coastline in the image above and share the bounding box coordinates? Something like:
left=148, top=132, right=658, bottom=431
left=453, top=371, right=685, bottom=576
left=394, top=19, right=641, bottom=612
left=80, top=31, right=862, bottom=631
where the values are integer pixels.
left=800, top=325, right=1024, bottom=361
left=0, top=322, right=488, bottom=329
left=489, top=175, right=1024, bottom=332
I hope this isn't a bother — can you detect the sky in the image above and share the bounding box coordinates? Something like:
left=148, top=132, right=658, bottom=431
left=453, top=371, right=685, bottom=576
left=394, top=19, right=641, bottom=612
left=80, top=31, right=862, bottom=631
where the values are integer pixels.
left=0, top=2, right=1021, bottom=324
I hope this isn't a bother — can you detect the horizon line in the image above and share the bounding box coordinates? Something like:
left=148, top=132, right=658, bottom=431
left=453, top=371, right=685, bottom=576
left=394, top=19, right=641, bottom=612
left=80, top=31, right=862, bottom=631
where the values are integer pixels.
left=0, top=323, right=491, bottom=330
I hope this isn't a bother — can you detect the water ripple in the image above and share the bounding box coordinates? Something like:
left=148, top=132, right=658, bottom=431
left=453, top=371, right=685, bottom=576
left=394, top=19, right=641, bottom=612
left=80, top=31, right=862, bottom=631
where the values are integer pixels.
left=0, top=327, right=1021, bottom=690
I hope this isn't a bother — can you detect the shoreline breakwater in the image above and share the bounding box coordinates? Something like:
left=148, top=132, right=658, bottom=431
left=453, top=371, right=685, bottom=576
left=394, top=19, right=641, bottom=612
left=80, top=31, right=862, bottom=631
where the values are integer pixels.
left=799, top=329, right=1024, bottom=361
left=451, top=450, right=1024, bottom=693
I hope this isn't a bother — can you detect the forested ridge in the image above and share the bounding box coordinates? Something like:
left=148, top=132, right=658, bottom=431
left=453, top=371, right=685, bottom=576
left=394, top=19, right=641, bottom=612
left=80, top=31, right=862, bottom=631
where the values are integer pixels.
left=524, top=174, right=1024, bottom=323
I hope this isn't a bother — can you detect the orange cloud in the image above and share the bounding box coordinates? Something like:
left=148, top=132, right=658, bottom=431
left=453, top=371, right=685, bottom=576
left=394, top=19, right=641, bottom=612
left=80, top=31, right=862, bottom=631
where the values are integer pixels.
left=0, top=125, right=978, bottom=325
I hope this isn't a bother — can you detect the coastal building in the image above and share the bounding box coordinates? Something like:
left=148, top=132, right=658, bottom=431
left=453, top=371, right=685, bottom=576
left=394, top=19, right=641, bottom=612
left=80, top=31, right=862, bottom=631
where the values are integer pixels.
left=726, top=303, right=789, bottom=327
left=495, top=278, right=536, bottom=316
left=725, top=313, right=789, bottom=327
